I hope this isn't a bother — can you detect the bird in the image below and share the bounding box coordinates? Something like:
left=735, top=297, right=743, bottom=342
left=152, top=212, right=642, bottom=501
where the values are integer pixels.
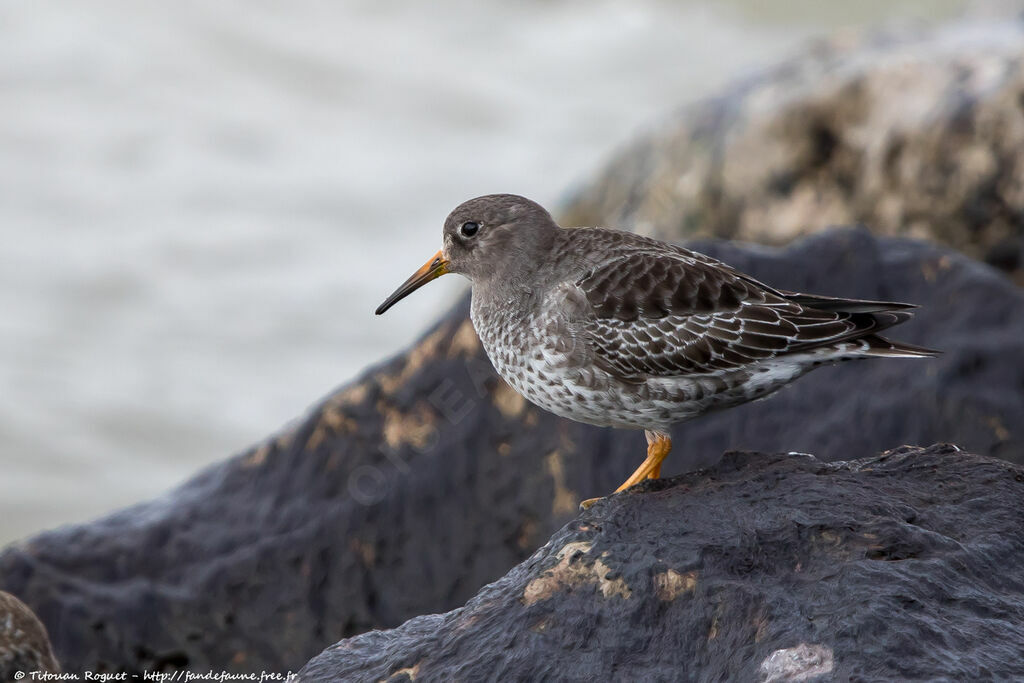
left=375, top=194, right=936, bottom=507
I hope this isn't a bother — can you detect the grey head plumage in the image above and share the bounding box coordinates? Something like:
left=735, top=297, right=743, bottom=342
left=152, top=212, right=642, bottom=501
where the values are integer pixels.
left=441, top=194, right=561, bottom=284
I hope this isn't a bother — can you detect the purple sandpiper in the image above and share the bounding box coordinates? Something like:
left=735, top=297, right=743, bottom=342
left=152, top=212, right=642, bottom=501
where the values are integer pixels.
left=376, top=195, right=936, bottom=507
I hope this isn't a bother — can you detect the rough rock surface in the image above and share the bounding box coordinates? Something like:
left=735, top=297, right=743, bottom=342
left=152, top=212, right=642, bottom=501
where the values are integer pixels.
left=562, top=20, right=1024, bottom=282
left=299, top=444, right=1024, bottom=682
left=1, top=590, right=60, bottom=677
left=1, top=229, right=1021, bottom=674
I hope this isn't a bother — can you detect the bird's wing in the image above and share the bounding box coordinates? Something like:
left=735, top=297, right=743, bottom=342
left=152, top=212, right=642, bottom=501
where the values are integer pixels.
left=573, top=248, right=911, bottom=379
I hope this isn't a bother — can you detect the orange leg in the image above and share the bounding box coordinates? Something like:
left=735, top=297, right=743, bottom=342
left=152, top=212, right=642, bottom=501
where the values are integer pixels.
left=580, top=431, right=672, bottom=509
left=645, top=432, right=669, bottom=480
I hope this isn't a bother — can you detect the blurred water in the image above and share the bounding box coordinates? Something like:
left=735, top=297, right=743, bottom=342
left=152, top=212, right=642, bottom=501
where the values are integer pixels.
left=0, top=0, right=972, bottom=545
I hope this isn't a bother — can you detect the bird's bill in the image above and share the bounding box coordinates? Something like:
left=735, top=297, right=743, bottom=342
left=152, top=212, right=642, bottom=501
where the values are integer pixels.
left=375, top=250, right=450, bottom=315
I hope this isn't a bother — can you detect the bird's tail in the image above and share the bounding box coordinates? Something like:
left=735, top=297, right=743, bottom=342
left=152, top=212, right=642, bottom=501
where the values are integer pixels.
left=783, top=291, right=940, bottom=358
left=858, top=334, right=940, bottom=359
left=784, top=293, right=918, bottom=314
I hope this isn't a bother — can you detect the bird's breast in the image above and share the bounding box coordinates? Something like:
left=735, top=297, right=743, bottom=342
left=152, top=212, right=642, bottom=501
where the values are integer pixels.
left=470, top=293, right=633, bottom=427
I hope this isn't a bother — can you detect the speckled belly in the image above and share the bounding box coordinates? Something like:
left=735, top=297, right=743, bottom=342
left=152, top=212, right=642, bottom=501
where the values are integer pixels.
left=471, top=304, right=817, bottom=431
left=472, top=306, right=747, bottom=431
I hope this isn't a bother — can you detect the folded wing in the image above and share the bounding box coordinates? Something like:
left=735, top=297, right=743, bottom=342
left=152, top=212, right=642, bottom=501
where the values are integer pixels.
left=575, top=249, right=916, bottom=379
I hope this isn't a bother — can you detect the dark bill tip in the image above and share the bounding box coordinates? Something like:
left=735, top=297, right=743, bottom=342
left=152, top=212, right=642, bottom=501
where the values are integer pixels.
left=375, top=250, right=449, bottom=315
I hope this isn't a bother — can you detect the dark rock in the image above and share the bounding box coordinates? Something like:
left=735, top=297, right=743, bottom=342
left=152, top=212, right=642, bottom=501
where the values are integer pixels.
left=299, top=444, right=1024, bottom=682
left=561, top=21, right=1024, bottom=283
left=1, top=590, right=60, bottom=677
left=1, top=229, right=1021, bottom=674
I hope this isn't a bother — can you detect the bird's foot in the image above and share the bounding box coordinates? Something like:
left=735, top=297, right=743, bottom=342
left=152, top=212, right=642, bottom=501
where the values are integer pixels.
left=580, top=432, right=672, bottom=511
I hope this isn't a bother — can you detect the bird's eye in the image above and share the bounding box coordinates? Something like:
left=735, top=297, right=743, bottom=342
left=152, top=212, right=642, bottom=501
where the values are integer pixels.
left=460, top=221, right=480, bottom=238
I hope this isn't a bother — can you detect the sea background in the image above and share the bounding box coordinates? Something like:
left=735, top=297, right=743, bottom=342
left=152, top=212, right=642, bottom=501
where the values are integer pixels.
left=1, top=0, right=991, bottom=545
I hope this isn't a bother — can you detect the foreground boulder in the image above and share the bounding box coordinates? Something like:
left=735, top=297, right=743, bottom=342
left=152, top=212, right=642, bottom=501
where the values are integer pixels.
left=563, top=20, right=1024, bottom=282
left=1, top=229, right=1021, bottom=674
left=0, top=591, right=60, bottom=677
left=300, top=444, right=1024, bottom=681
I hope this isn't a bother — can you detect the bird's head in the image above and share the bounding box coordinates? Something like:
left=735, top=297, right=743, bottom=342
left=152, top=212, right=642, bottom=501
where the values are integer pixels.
left=375, top=194, right=559, bottom=315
